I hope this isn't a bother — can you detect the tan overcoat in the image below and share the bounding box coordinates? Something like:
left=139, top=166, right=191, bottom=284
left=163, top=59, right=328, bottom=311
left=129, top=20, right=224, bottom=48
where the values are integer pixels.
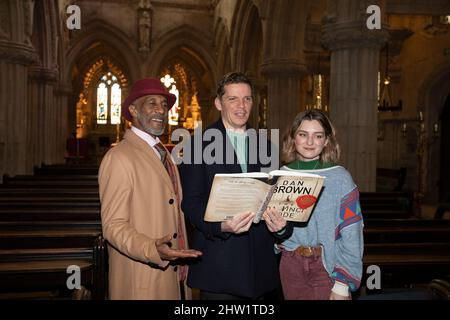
left=98, top=129, right=191, bottom=300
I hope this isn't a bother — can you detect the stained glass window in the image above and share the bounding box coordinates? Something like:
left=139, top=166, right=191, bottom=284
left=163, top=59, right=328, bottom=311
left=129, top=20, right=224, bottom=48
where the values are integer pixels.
left=96, top=72, right=121, bottom=124
left=96, top=83, right=108, bottom=124
left=111, top=83, right=121, bottom=124
left=168, top=84, right=179, bottom=126
left=160, top=74, right=179, bottom=126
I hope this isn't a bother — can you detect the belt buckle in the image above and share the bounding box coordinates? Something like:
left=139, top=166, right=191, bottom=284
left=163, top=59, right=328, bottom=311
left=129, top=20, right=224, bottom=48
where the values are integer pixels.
left=303, top=246, right=313, bottom=257
left=296, top=246, right=313, bottom=257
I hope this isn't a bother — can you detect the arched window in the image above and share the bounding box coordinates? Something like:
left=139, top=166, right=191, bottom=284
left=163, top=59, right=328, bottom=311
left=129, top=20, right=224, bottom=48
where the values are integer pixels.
left=160, top=74, right=180, bottom=126
left=96, top=72, right=121, bottom=124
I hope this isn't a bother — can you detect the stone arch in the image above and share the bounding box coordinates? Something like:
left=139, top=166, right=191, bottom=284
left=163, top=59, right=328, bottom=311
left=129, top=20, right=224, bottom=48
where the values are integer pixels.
left=30, top=0, right=60, bottom=69
left=417, top=62, right=450, bottom=120
left=64, top=19, right=139, bottom=86
left=214, top=17, right=231, bottom=77
left=63, top=20, right=138, bottom=159
left=230, top=1, right=266, bottom=128
left=417, top=62, right=450, bottom=203
left=148, top=26, right=218, bottom=127
left=64, top=21, right=137, bottom=127
left=148, top=25, right=217, bottom=82
left=230, top=0, right=263, bottom=74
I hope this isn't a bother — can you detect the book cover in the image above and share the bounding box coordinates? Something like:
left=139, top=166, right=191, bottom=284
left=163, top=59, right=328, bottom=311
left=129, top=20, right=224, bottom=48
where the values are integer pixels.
left=204, top=171, right=325, bottom=223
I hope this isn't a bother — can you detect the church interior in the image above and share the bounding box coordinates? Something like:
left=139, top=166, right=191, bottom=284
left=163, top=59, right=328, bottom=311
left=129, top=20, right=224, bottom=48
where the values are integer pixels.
left=0, top=0, right=449, bottom=300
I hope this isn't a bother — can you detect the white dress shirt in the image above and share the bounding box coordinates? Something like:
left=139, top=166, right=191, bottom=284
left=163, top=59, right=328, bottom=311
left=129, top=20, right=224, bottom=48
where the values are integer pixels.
left=131, top=126, right=162, bottom=160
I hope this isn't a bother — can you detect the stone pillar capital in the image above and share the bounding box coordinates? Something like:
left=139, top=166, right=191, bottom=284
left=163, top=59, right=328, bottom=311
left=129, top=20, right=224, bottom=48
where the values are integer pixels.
left=0, top=40, right=37, bottom=65
left=322, top=22, right=389, bottom=51
left=55, top=83, right=73, bottom=96
left=261, top=58, right=307, bottom=77
left=28, top=66, right=58, bottom=84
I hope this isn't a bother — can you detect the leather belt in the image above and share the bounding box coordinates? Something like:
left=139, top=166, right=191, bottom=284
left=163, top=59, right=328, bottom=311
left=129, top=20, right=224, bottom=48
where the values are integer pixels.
left=294, top=246, right=322, bottom=257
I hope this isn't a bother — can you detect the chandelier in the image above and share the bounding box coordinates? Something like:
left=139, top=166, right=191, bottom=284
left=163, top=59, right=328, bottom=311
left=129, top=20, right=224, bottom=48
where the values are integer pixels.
left=378, top=44, right=402, bottom=112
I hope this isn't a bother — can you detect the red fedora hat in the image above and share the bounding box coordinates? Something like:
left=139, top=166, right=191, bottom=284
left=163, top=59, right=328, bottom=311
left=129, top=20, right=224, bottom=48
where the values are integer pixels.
left=122, top=78, right=177, bottom=121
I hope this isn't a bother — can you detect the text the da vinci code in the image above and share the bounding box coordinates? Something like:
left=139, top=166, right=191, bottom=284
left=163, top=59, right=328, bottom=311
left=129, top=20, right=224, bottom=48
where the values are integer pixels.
left=274, top=180, right=311, bottom=195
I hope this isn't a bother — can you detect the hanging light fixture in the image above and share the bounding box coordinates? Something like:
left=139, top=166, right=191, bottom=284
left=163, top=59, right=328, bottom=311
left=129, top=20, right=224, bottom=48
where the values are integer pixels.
left=378, top=44, right=402, bottom=112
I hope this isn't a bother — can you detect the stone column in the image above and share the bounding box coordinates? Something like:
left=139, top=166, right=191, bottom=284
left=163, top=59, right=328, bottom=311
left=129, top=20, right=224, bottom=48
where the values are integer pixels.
left=322, top=0, right=388, bottom=191
left=0, top=41, right=37, bottom=178
left=28, top=67, right=59, bottom=168
left=55, top=83, right=72, bottom=164
left=0, top=0, right=38, bottom=179
left=261, top=60, right=306, bottom=131
left=259, top=0, right=309, bottom=132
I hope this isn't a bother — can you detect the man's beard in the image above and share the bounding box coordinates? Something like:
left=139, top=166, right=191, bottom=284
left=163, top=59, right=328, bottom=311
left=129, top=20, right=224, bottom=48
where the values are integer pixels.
left=136, top=111, right=167, bottom=137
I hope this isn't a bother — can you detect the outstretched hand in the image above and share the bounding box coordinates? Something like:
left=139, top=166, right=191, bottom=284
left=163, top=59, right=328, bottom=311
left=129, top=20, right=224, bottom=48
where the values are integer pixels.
left=262, top=207, right=286, bottom=233
left=221, top=211, right=255, bottom=234
left=156, top=234, right=202, bottom=261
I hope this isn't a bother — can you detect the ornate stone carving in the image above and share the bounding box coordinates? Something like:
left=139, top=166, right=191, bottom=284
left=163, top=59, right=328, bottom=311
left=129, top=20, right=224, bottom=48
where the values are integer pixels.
left=28, top=66, right=58, bottom=84
left=0, top=40, right=38, bottom=65
left=322, top=21, right=389, bottom=51
left=261, top=58, right=307, bottom=77
left=322, top=0, right=388, bottom=50
left=138, top=9, right=152, bottom=52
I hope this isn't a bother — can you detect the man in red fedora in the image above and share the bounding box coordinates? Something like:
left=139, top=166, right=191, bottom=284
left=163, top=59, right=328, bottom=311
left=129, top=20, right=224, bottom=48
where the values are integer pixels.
left=99, top=78, right=202, bottom=300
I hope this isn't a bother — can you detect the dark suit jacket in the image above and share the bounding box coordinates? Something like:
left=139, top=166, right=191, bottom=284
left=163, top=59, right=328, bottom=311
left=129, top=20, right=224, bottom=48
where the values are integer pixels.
left=179, top=119, right=282, bottom=298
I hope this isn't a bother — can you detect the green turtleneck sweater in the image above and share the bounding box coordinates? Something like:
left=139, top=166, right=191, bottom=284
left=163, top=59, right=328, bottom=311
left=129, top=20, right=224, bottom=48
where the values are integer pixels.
left=286, top=159, right=335, bottom=170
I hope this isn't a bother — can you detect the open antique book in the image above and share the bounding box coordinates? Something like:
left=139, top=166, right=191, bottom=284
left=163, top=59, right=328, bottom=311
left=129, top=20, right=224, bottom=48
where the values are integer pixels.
left=204, top=170, right=325, bottom=223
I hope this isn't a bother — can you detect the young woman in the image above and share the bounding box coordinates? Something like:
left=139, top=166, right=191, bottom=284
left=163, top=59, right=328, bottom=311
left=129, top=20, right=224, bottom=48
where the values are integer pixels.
left=264, top=109, right=364, bottom=300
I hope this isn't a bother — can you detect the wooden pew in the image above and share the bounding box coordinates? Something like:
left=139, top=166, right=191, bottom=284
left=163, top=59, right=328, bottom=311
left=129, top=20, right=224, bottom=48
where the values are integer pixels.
left=361, top=194, right=413, bottom=217
left=0, top=169, right=105, bottom=299
left=364, top=224, right=450, bottom=243
left=1, top=179, right=98, bottom=187
left=34, top=164, right=99, bottom=176
left=0, top=207, right=100, bottom=221
left=0, top=247, right=103, bottom=299
left=364, top=218, right=450, bottom=227
left=0, top=223, right=105, bottom=299
left=0, top=187, right=99, bottom=197
left=2, top=165, right=437, bottom=299
left=360, top=191, right=414, bottom=219
left=362, top=243, right=450, bottom=290
left=360, top=217, right=450, bottom=293
left=0, top=222, right=102, bottom=249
